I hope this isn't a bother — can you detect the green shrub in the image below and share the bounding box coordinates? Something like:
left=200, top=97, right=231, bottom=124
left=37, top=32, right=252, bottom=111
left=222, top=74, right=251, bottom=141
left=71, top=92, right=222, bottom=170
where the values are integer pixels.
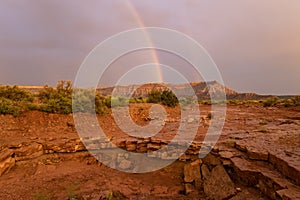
left=161, top=90, right=179, bottom=107
left=0, top=85, right=34, bottom=116
left=283, top=95, right=300, bottom=107
left=0, top=97, right=21, bottom=116
left=73, top=90, right=108, bottom=115
left=179, top=96, right=196, bottom=106
left=111, top=96, right=129, bottom=107
left=147, top=90, right=162, bottom=104
left=294, top=95, right=300, bottom=106
left=0, top=85, right=33, bottom=102
left=73, top=89, right=109, bottom=115
left=39, top=96, right=72, bottom=114
left=129, top=97, right=147, bottom=103
left=37, top=81, right=73, bottom=114
left=73, top=89, right=95, bottom=113
left=283, top=98, right=294, bottom=107
left=147, top=89, right=179, bottom=107
left=227, top=100, right=240, bottom=105
left=199, top=100, right=212, bottom=105
left=26, top=102, right=38, bottom=110
left=262, top=97, right=280, bottom=107
left=0, top=80, right=153, bottom=115
left=95, top=94, right=109, bottom=115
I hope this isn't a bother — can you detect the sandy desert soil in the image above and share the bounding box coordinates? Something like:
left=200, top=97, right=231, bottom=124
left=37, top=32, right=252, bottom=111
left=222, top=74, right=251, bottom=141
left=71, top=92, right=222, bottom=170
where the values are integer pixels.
left=0, top=104, right=299, bottom=199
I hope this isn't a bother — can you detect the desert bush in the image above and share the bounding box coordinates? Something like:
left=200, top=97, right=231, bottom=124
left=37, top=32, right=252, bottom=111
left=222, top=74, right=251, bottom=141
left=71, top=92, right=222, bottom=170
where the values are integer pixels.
left=104, top=96, right=128, bottom=108
left=147, top=89, right=179, bottom=107
left=199, top=100, right=212, bottom=105
left=0, top=85, right=33, bottom=102
left=95, top=94, right=110, bottom=114
left=0, top=97, right=21, bottom=116
left=262, top=97, right=280, bottom=107
left=200, top=100, right=225, bottom=105
left=38, top=81, right=73, bottom=114
left=283, top=98, right=294, bottom=107
left=161, top=90, right=179, bottom=107
left=283, top=95, right=300, bottom=107
left=227, top=100, right=240, bottom=105
left=129, top=97, right=147, bottom=104
left=73, top=89, right=95, bottom=113
left=179, top=96, right=195, bottom=106
left=0, top=85, right=34, bottom=116
left=39, top=95, right=72, bottom=114
left=39, top=81, right=109, bottom=115
left=294, top=95, right=300, bottom=106
left=110, top=96, right=129, bottom=107
left=147, top=90, right=162, bottom=104
left=73, top=89, right=109, bottom=114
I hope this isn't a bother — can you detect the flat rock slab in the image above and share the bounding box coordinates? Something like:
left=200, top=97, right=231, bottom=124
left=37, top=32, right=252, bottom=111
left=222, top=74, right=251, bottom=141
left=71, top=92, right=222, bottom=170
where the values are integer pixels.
left=203, top=165, right=236, bottom=200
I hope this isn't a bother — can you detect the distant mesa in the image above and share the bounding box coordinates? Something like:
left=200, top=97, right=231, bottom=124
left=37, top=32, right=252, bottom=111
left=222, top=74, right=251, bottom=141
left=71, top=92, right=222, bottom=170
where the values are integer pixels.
left=97, top=81, right=269, bottom=100
left=19, top=81, right=271, bottom=100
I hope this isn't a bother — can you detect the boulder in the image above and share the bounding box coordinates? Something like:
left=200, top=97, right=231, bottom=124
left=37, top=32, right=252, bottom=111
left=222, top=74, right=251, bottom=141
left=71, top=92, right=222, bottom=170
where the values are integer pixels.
left=184, top=159, right=202, bottom=190
left=0, top=149, right=15, bottom=176
left=203, top=165, right=236, bottom=200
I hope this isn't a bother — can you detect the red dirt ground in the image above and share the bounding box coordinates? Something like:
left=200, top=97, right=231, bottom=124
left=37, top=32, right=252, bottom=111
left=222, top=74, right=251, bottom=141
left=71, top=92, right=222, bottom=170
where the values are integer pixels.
left=0, top=104, right=299, bottom=199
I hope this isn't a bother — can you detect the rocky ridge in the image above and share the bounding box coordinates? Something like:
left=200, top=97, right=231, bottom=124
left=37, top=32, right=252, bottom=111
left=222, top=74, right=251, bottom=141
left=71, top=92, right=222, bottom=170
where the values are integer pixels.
left=1, top=133, right=299, bottom=199
left=97, top=81, right=268, bottom=100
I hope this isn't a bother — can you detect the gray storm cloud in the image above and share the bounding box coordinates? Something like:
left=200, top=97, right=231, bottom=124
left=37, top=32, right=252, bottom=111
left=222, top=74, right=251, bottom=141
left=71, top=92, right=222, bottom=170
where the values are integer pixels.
left=0, top=0, right=299, bottom=95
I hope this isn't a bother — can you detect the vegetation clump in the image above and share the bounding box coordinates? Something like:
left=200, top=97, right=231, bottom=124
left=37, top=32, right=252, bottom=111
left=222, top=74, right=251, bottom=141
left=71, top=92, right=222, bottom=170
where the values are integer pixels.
left=38, top=80, right=73, bottom=114
left=262, top=97, right=280, bottom=107
left=0, top=85, right=34, bottom=116
left=147, top=89, right=179, bottom=107
left=262, top=95, right=300, bottom=107
left=0, top=80, right=110, bottom=116
left=1, top=80, right=298, bottom=116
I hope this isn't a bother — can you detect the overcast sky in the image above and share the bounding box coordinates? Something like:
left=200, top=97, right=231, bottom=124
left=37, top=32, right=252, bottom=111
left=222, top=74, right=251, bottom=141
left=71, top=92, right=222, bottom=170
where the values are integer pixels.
left=0, top=0, right=299, bottom=95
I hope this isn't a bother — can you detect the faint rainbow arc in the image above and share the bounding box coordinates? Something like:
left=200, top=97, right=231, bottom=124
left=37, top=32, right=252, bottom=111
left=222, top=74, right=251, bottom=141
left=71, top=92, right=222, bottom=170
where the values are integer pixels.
left=125, top=0, right=164, bottom=83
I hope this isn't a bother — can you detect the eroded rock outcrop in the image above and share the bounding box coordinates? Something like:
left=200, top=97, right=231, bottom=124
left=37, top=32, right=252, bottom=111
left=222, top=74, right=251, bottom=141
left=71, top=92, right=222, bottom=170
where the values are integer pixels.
left=183, top=158, right=236, bottom=199
left=0, top=136, right=299, bottom=200
left=0, top=148, right=15, bottom=176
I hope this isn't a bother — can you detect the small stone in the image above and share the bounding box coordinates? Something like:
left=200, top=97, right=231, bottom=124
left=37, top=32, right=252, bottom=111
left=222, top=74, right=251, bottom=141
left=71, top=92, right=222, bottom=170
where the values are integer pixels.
left=187, top=118, right=194, bottom=123
left=124, top=153, right=129, bottom=159
left=118, top=160, right=132, bottom=170
left=219, top=151, right=234, bottom=159
left=126, top=143, right=136, bottom=151
left=147, top=143, right=161, bottom=151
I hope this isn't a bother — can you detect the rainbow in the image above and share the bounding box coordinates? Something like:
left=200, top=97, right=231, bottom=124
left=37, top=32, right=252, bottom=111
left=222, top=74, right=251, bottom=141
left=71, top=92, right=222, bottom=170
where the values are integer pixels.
left=125, top=0, right=164, bottom=83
